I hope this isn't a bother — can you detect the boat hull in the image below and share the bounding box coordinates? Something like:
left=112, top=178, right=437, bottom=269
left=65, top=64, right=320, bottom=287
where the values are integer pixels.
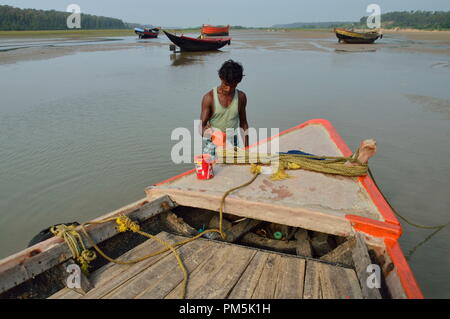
left=164, top=31, right=231, bottom=52
left=134, top=28, right=159, bottom=39
left=335, top=28, right=381, bottom=44
left=201, top=24, right=230, bottom=36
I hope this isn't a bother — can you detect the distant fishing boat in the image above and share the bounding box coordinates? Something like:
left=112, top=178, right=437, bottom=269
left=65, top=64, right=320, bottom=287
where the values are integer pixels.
left=134, top=27, right=160, bottom=39
left=334, top=28, right=382, bottom=44
left=164, top=31, right=231, bottom=52
left=201, top=24, right=230, bottom=37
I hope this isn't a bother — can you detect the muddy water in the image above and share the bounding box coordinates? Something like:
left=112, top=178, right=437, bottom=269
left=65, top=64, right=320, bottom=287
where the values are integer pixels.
left=0, top=30, right=449, bottom=298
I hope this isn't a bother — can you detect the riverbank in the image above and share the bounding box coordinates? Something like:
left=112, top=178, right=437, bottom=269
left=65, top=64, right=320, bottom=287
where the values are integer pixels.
left=1, top=28, right=449, bottom=66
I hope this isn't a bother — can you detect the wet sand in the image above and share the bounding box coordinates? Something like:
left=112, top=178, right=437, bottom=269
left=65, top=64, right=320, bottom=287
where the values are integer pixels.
left=1, top=29, right=449, bottom=65
left=0, top=41, right=166, bottom=65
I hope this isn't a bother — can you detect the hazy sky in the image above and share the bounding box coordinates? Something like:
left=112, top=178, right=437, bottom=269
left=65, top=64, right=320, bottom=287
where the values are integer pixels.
left=2, top=0, right=450, bottom=27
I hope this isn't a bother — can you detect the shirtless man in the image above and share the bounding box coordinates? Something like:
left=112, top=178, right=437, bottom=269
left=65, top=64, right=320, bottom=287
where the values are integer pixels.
left=200, top=60, right=249, bottom=157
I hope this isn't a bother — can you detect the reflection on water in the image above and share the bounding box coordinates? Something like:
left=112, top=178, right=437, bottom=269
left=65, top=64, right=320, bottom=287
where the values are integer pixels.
left=0, top=31, right=449, bottom=298
left=170, top=51, right=226, bottom=66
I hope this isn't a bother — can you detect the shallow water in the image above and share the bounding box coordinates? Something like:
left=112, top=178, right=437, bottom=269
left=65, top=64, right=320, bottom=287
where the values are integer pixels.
left=0, top=31, right=449, bottom=298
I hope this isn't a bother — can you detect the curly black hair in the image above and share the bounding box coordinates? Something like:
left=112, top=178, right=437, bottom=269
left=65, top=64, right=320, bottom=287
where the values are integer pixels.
left=218, top=59, right=244, bottom=84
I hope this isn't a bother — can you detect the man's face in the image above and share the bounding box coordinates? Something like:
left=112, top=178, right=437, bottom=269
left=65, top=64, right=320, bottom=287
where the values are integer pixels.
left=220, top=79, right=239, bottom=94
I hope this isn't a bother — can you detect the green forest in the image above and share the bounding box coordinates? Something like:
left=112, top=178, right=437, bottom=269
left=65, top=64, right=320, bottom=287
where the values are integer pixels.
left=360, top=11, right=450, bottom=29
left=0, top=5, right=126, bottom=30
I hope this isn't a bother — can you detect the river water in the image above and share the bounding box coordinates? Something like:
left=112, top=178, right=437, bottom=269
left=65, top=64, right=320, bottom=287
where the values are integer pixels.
left=0, top=30, right=449, bottom=298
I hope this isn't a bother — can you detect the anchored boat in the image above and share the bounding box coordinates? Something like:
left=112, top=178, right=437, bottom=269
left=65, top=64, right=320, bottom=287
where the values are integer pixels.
left=201, top=24, right=230, bottom=37
left=134, top=27, right=160, bottom=39
left=164, top=31, right=231, bottom=52
left=0, top=119, right=422, bottom=299
left=334, top=28, right=382, bottom=44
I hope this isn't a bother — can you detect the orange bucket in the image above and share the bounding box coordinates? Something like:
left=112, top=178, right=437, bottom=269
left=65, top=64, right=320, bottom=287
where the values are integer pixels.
left=194, top=154, right=214, bottom=180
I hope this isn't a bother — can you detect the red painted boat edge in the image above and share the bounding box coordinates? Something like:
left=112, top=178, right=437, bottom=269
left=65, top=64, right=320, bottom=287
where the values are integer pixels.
left=346, top=215, right=402, bottom=241
left=385, top=239, right=424, bottom=299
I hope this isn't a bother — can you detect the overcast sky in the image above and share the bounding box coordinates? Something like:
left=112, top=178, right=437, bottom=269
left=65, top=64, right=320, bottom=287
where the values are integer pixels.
left=2, top=0, right=450, bottom=27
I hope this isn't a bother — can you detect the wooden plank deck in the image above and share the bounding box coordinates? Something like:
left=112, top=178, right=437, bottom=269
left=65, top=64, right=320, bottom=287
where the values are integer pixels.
left=50, top=232, right=365, bottom=299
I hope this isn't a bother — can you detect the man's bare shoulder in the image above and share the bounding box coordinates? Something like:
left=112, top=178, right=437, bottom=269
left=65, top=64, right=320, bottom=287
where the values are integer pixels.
left=202, top=90, right=214, bottom=103
left=238, top=90, right=247, bottom=105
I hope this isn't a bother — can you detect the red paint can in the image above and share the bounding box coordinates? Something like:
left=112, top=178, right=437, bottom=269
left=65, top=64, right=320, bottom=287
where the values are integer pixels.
left=194, top=154, right=214, bottom=180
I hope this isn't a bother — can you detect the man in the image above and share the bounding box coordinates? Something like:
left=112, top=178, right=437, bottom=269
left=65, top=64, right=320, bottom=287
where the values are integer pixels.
left=200, top=60, right=249, bottom=157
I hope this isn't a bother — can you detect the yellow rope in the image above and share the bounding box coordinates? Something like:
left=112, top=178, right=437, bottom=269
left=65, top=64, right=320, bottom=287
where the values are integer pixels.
left=218, top=148, right=368, bottom=179
left=53, top=172, right=260, bottom=298
left=50, top=225, right=96, bottom=275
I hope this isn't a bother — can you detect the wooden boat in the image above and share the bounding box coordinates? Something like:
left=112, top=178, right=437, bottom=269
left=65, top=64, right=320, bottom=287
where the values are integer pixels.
left=334, top=28, right=382, bottom=44
left=201, top=24, right=230, bottom=37
left=134, top=27, right=160, bottom=39
left=164, top=31, right=231, bottom=52
left=0, top=119, right=423, bottom=299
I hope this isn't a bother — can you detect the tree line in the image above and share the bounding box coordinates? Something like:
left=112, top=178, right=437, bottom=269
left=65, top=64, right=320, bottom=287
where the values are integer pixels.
left=0, top=5, right=126, bottom=30
left=360, top=10, right=450, bottom=30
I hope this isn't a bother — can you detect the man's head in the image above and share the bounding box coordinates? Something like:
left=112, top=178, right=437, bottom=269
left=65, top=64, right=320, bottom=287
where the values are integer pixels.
left=218, top=59, right=244, bottom=94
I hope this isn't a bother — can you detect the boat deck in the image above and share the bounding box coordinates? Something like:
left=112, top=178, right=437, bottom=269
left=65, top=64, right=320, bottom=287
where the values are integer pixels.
left=146, top=120, right=394, bottom=237
left=50, top=232, right=363, bottom=299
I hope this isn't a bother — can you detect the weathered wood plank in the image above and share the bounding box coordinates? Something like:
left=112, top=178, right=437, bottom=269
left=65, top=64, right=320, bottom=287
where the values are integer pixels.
left=318, top=261, right=363, bottom=299
left=104, top=239, right=214, bottom=299
left=49, top=231, right=177, bottom=299
left=135, top=241, right=219, bottom=299
left=320, top=237, right=355, bottom=267
left=147, top=188, right=355, bottom=237
left=250, top=254, right=282, bottom=299
left=0, top=196, right=176, bottom=295
left=352, top=233, right=382, bottom=299
left=295, top=229, right=313, bottom=257
left=164, top=244, right=256, bottom=299
left=227, top=252, right=269, bottom=299
left=273, top=256, right=306, bottom=299
left=303, top=260, right=321, bottom=299
left=80, top=232, right=178, bottom=299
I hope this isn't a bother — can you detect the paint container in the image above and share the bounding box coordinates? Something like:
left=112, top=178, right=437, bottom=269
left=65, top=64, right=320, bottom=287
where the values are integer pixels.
left=211, top=131, right=226, bottom=147
left=194, top=154, right=214, bottom=180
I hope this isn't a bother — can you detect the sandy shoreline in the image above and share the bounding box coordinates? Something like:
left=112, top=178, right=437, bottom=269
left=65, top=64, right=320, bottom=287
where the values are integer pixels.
left=1, top=29, right=449, bottom=65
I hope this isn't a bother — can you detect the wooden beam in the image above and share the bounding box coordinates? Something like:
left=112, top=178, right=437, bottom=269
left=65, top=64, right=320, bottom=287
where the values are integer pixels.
left=146, top=188, right=354, bottom=237
left=352, top=233, right=382, bottom=299
left=161, top=211, right=198, bottom=237
left=0, top=195, right=176, bottom=295
left=310, top=232, right=335, bottom=257
left=226, top=219, right=263, bottom=243
left=294, top=229, right=313, bottom=257
left=240, top=233, right=297, bottom=253
left=320, top=237, right=355, bottom=267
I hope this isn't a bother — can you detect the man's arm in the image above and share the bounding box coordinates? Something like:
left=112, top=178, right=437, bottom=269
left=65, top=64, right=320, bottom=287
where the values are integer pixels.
left=238, top=91, right=249, bottom=148
left=200, top=91, right=213, bottom=136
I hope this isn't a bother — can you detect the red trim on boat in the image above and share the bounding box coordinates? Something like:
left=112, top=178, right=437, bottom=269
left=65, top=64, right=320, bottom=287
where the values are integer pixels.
left=384, top=239, right=424, bottom=299
left=345, top=215, right=401, bottom=241
left=154, top=168, right=196, bottom=186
